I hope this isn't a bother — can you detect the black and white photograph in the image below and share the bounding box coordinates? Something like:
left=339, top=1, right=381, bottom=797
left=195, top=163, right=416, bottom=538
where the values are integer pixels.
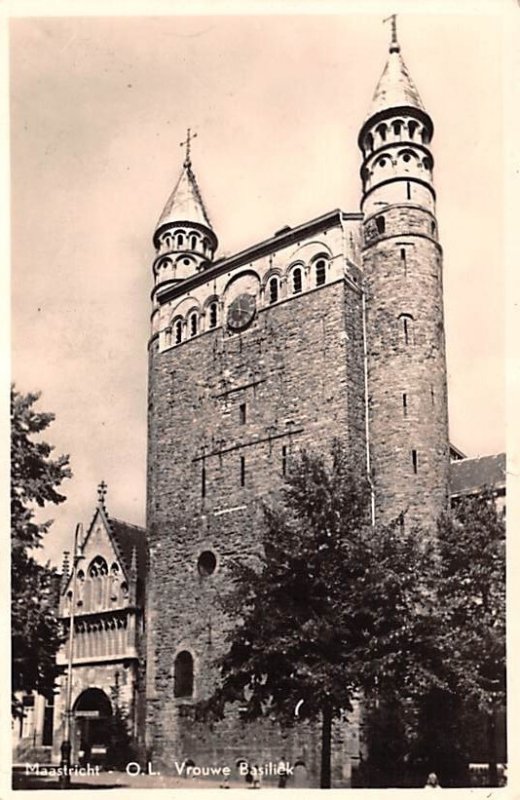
left=8, top=0, right=514, bottom=793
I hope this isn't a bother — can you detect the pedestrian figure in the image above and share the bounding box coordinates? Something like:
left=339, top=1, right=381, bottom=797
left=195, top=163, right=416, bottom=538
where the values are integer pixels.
left=252, top=764, right=261, bottom=789
left=424, top=772, right=441, bottom=789
left=278, top=756, right=288, bottom=788
left=245, top=765, right=253, bottom=786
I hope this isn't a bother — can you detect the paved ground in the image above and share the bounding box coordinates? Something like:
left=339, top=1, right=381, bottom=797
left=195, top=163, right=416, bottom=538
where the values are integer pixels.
left=12, top=767, right=288, bottom=791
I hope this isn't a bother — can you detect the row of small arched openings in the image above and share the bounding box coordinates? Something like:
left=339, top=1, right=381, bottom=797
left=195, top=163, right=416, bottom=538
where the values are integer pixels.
left=362, top=149, right=432, bottom=183
left=157, top=229, right=213, bottom=257
left=364, top=118, right=431, bottom=154
left=164, top=258, right=329, bottom=347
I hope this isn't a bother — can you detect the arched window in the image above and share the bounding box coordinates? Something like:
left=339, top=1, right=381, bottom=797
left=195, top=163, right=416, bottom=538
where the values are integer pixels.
left=88, top=556, right=108, bottom=578
left=366, top=132, right=374, bottom=152
left=268, top=276, right=279, bottom=304
left=164, top=234, right=172, bottom=249
left=376, top=122, right=387, bottom=142
left=399, top=314, right=414, bottom=345
left=292, top=268, right=302, bottom=295
left=190, top=234, right=197, bottom=251
left=190, top=313, right=198, bottom=337
left=174, top=651, right=194, bottom=698
left=376, top=216, right=385, bottom=235
left=407, top=120, right=418, bottom=140
left=176, top=233, right=184, bottom=249
left=421, top=128, right=430, bottom=145
left=392, top=120, right=402, bottom=136
left=174, top=319, right=183, bottom=344
left=209, top=302, right=218, bottom=329
left=315, top=259, right=326, bottom=287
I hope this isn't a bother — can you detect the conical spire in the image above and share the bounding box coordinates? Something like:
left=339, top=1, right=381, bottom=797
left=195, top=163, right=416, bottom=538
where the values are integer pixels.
left=365, top=16, right=425, bottom=121
left=156, top=161, right=214, bottom=232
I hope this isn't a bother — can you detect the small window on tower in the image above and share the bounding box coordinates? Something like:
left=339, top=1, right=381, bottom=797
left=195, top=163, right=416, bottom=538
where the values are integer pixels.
left=177, top=233, right=185, bottom=248
left=315, top=259, right=326, bottom=287
left=421, top=128, right=430, bottom=145
left=240, top=456, right=246, bottom=486
left=282, top=445, right=288, bottom=476
left=174, top=651, right=194, bottom=698
left=209, top=302, right=218, bottom=329
left=407, top=121, right=418, bottom=139
left=376, top=216, right=385, bottom=235
left=268, top=276, right=279, bottom=304
left=431, top=221, right=436, bottom=236
left=190, top=313, right=198, bottom=337
left=201, top=464, right=206, bottom=498
left=292, top=268, right=302, bottom=294
left=239, top=403, right=246, bottom=425
left=376, top=122, right=387, bottom=142
left=399, top=314, right=414, bottom=346
left=190, top=235, right=197, bottom=251
left=412, top=449, right=418, bottom=474
left=392, top=120, right=402, bottom=136
left=366, top=133, right=374, bottom=152
left=175, top=320, right=183, bottom=344
left=402, top=393, right=408, bottom=417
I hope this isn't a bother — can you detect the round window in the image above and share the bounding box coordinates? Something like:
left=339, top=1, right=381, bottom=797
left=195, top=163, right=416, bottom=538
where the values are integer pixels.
left=197, top=550, right=217, bottom=577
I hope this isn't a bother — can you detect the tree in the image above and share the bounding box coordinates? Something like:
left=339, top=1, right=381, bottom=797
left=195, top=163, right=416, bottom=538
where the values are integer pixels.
left=435, top=492, right=506, bottom=786
left=11, top=386, right=72, bottom=714
left=199, top=441, right=439, bottom=788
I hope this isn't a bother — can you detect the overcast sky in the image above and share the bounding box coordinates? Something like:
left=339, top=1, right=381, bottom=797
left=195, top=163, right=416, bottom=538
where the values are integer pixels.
left=10, top=5, right=507, bottom=566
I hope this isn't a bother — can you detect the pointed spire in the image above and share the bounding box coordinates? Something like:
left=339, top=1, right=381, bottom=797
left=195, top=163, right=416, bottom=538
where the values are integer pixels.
left=155, top=129, right=214, bottom=235
left=365, top=16, right=425, bottom=121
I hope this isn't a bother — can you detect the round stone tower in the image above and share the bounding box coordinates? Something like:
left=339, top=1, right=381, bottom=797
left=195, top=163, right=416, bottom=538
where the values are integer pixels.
left=359, top=21, right=450, bottom=531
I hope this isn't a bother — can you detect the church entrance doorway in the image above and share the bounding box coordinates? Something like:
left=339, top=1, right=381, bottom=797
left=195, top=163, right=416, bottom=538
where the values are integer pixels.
left=73, top=688, right=112, bottom=766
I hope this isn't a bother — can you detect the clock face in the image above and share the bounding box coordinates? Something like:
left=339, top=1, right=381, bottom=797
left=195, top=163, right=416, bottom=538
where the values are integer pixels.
left=226, top=293, right=257, bottom=331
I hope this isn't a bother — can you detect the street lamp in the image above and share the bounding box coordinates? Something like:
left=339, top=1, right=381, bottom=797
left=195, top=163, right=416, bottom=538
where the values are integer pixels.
left=59, top=523, right=83, bottom=789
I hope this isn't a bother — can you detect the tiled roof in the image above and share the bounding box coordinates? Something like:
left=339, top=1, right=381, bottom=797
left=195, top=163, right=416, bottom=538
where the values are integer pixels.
left=449, top=453, right=506, bottom=497
left=109, top=518, right=147, bottom=585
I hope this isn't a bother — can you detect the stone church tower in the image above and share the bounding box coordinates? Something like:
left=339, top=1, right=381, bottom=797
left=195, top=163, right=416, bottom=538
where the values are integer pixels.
left=145, top=24, right=450, bottom=786
left=359, top=21, right=450, bottom=530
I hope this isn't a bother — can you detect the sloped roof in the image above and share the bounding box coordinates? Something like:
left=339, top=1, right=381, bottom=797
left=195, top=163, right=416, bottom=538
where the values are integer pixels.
left=366, top=48, right=425, bottom=121
left=156, top=161, right=214, bottom=232
left=109, top=517, right=147, bottom=583
left=449, top=453, right=506, bottom=497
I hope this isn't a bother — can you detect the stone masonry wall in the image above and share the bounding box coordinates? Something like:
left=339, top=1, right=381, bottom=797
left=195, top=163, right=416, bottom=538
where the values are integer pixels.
left=362, top=204, right=450, bottom=531
left=145, top=276, right=366, bottom=786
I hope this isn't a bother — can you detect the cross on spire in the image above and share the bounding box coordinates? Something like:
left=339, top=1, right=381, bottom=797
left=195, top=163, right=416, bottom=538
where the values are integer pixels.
left=383, top=13, right=400, bottom=54
left=180, top=127, right=197, bottom=168
left=97, top=480, right=108, bottom=506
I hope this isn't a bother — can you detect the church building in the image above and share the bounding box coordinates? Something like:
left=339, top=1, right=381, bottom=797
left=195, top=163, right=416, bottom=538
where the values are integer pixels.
left=144, top=20, right=450, bottom=786
left=13, top=20, right=505, bottom=788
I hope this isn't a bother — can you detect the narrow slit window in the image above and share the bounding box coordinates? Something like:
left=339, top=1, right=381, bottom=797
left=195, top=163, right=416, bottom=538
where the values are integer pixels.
left=282, top=445, right=287, bottom=476
left=190, top=235, right=197, bottom=251
left=201, top=464, right=206, bottom=498
left=431, top=385, right=435, bottom=406
left=268, top=277, right=279, bottom=304
left=402, top=393, right=408, bottom=417
left=399, top=512, right=405, bottom=532
left=239, top=403, right=246, bottom=425
left=406, top=181, right=411, bottom=200
left=376, top=216, right=385, bottom=235
left=240, top=456, right=246, bottom=486
left=176, top=233, right=184, bottom=249
left=292, top=268, right=302, bottom=294
left=315, top=259, right=326, bottom=287
left=412, top=449, right=418, bottom=474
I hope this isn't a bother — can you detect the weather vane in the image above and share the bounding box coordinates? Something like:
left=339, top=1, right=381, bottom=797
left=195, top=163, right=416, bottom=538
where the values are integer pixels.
left=383, top=14, right=400, bottom=53
left=180, top=128, right=197, bottom=168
